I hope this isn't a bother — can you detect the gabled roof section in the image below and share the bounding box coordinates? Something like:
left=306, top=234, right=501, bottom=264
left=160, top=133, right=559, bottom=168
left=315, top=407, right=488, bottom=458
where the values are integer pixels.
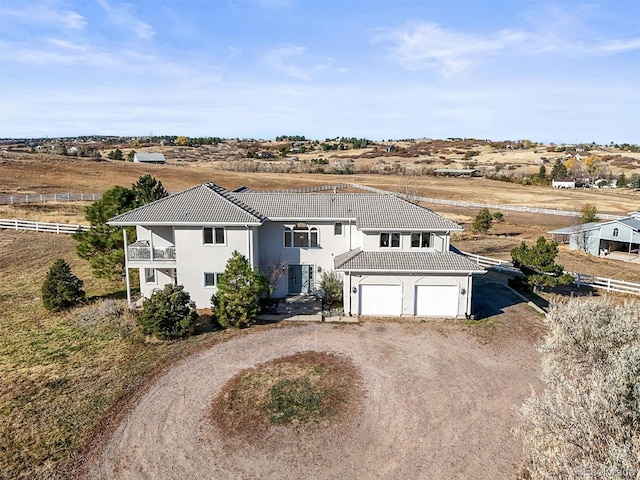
left=108, top=183, right=265, bottom=226
left=548, top=222, right=602, bottom=235
left=618, top=217, right=640, bottom=231
left=233, top=192, right=461, bottom=231
left=335, top=251, right=485, bottom=273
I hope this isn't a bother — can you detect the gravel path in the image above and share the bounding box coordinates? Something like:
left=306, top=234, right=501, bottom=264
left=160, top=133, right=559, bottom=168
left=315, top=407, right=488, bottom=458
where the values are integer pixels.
left=84, top=312, right=541, bottom=480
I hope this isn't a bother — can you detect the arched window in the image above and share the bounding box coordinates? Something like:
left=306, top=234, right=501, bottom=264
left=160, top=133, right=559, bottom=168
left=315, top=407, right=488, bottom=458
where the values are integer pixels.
left=284, top=225, right=319, bottom=248
left=613, top=227, right=619, bottom=237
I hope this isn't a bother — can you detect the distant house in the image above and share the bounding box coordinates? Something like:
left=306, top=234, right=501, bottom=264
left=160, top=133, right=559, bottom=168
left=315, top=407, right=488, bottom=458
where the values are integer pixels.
left=133, top=152, right=166, bottom=164
left=552, top=179, right=576, bottom=188
left=549, top=212, right=640, bottom=258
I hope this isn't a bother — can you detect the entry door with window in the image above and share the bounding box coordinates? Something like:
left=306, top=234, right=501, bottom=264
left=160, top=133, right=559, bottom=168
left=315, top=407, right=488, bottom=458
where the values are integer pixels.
left=288, top=265, right=313, bottom=294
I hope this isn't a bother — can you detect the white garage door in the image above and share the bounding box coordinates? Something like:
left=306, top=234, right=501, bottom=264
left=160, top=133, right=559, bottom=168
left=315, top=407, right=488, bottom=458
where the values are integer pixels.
left=415, top=285, right=459, bottom=317
left=359, top=285, right=402, bottom=316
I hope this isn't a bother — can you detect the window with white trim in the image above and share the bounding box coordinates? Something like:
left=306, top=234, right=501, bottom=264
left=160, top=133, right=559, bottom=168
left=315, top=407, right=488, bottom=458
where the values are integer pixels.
left=411, top=232, right=433, bottom=248
left=204, top=272, right=224, bottom=287
left=380, top=232, right=400, bottom=248
left=334, top=222, right=343, bottom=236
left=203, top=227, right=225, bottom=245
left=144, top=268, right=156, bottom=284
left=284, top=226, right=319, bottom=248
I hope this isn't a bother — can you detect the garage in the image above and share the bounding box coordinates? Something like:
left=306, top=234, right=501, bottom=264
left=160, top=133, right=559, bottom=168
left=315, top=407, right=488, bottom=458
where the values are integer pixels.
left=359, top=284, right=402, bottom=316
left=415, top=285, right=459, bottom=317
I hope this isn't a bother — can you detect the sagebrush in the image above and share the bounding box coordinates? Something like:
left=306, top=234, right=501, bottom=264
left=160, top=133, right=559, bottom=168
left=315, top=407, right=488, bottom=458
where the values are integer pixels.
left=517, top=297, right=640, bottom=479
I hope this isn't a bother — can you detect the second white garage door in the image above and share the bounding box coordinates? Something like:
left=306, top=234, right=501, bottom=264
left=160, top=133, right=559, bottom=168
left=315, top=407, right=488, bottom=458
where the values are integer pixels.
left=415, top=285, right=459, bottom=317
left=359, top=285, right=402, bottom=316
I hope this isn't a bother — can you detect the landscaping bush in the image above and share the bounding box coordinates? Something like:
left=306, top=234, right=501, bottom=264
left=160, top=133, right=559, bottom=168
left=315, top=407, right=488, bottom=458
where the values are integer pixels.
left=137, top=284, right=197, bottom=339
left=213, top=251, right=266, bottom=328
left=41, top=259, right=86, bottom=312
left=320, top=270, right=343, bottom=306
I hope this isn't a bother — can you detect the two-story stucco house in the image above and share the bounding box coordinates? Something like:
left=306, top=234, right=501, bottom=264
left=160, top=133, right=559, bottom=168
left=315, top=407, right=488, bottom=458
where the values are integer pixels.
left=108, top=183, right=485, bottom=317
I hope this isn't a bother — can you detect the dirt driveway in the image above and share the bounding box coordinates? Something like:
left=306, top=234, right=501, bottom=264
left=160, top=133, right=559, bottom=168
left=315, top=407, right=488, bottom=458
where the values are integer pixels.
left=84, top=292, right=542, bottom=480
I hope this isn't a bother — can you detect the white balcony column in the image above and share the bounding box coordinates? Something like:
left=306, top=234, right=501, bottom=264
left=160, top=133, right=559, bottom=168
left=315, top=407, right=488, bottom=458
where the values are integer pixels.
left=123, top=228, right=131, bottom=306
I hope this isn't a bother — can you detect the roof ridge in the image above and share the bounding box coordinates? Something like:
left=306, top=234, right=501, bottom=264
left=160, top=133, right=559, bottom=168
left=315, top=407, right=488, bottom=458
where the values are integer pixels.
left=203, top=183, right=266, bottom=221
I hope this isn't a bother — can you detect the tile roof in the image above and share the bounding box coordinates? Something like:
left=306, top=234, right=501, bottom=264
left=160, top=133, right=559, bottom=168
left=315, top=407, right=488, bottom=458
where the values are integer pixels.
left=108, top=183, right=462, bottom=231
left=233, top=192, right=461, bottom=230
left=108, top=183, right=265, bottom=225
left=335, top=250, right=485, bottom=273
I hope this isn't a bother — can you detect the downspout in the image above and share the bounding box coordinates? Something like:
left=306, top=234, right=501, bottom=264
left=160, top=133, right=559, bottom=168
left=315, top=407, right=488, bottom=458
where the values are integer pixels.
left=347, top=271, right=351, bottom=315
left=123, top=228, right=131, bottom=307
left=465, top=273, right=472, bottom=318
left=247, top=226, right=254, bottom=267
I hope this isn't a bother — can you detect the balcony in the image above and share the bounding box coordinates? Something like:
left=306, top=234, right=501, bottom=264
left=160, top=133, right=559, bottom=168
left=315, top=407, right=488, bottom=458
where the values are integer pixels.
left=127, top=240, right=176, bottom=262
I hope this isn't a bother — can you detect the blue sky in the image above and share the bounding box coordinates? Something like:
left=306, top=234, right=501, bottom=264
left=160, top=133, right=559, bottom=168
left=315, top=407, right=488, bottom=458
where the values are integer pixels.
left=1, top=0, right=639, bottom=143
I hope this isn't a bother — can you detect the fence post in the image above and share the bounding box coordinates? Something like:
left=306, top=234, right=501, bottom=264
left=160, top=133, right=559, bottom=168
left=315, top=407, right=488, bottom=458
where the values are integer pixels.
left=576, top=273, right=581, bottom=287
left=14, top=219, right=18, bottom=230
left=607, top=278, right=612, bottom=291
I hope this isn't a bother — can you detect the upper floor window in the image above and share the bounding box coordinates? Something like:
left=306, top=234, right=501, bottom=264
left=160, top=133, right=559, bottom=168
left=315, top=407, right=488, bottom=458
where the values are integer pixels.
left=411, top=232, right=433, bottom=248
left=203, top=227, right=225, bottom=245
left=284, top=226, right=319, bottom=248
left=334, top=222, right=343, bottom=236
left=613, top=228, right=619, bottom=237
left=380, top=232, right=400, bottom=248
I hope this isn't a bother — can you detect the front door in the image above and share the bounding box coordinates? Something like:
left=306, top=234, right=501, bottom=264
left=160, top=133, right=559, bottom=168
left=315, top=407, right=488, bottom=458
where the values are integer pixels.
left=288, top=265, right=313, bottom=294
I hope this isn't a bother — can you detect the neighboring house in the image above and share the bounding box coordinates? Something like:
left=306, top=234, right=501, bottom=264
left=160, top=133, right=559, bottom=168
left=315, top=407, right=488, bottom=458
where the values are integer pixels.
left=549, top=212, right=640, bottom=257
left=434, top=168, right=478, bottom=177
left=552, top=179, right=576, bottom=188
left=133, top=152, right=166, bottom=164
left=108, top=183, right=485, bottom=318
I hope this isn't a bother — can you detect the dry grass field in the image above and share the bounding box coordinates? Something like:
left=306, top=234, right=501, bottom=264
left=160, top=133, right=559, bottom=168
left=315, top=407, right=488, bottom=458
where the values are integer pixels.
left=0, top=231, right=234, bottom=479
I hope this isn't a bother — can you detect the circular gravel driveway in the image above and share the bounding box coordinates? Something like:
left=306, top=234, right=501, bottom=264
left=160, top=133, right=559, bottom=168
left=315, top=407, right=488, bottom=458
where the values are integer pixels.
left=85, top=312, right=541, bottom=480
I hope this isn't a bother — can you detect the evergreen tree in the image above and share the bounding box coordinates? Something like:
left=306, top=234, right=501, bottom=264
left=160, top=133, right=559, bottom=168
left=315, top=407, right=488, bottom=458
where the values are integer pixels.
left=551, top=159, right=568, bottom=179
left=213, top=251, right=266, bottom=328
left=41, top=259, right=86, bottom=312
left=131, top=174, right=168, bottom=206
left=472, top=208, right=493, bottom=234
left=74, top=186, right=137, bottom=280
left=511, top=237, right=573, bottom=290
left=617, top=171, right=627, bottom=187
left=138, top=284, right=197, bottom=339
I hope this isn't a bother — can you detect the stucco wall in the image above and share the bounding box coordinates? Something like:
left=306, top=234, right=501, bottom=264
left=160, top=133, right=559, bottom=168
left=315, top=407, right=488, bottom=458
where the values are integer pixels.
left=360, top=231, right=449, bottom=252
left=173, top=225, right=252, bottom=307
left=257, top=220, right=354, bottom=297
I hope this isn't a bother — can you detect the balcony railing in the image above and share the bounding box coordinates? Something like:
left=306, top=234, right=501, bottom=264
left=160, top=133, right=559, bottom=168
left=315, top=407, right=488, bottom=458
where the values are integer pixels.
left=127, top=241, right=176, bottom=262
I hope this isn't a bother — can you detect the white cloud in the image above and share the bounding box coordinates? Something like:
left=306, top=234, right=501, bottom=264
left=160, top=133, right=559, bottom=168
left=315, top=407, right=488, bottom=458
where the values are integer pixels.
left=379, top=20, right=640, bottom=76
left=262, top=45, right=310, bottom=79
left=0, top=3, right=87, bottom=29
left=95, top=0, right=154, bottom=39
left=378, top=22, right=529, bottom=76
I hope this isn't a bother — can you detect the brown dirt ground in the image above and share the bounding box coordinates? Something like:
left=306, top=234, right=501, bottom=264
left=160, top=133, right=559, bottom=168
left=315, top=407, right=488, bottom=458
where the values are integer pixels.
left=83, top=285, right=543, bottom=480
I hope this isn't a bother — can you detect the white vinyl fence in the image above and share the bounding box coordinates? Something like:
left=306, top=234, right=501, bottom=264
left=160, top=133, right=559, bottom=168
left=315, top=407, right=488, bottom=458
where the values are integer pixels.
left=0, top=193, right=101, bottom=204
left=459, top=249, right=640, bottom=297
left=0, top=219, right=89, bottom=234
left=348, top=183, right=623, bottom=220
